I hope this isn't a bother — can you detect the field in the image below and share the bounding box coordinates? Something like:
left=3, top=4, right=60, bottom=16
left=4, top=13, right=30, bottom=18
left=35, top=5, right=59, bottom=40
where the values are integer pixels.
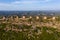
left=0, top=23, right=60, bottom=40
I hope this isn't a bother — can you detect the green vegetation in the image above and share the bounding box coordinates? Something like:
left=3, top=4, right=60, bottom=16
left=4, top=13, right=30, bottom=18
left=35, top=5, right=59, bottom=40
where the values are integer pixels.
left=0, top=23, right=60, bottom=40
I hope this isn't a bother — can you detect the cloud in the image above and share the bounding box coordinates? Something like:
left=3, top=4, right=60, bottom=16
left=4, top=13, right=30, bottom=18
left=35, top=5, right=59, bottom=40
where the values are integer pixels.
left=11, top=0, right=51, bottom=4
left=0, top=0, right=60, bottom=10
left=45, top=0, right=51, bottom=1
left=12, top=1, right=36, bottom=4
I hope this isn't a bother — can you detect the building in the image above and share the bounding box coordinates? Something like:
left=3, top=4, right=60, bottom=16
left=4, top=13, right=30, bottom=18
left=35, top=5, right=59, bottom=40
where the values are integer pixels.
left=36, top=16, right=39, bottom=20
left=43, top=16, right=47, bottom=19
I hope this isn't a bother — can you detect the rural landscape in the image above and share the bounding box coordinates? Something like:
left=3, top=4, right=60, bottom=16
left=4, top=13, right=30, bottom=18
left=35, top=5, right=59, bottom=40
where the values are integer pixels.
left=0, top=0, right=60, bottom=40
left=0, top=11, right=60, bottom=40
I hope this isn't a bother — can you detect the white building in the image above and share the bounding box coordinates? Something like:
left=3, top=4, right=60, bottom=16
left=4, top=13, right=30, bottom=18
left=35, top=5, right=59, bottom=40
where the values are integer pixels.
left=36, top=16, right=39, bottom=20
left=43, top=16, right=47, bottom=19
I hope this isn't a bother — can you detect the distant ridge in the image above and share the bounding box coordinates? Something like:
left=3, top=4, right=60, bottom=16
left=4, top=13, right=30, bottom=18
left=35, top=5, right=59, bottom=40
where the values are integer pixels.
left=0, top=11, right=60, bottom=16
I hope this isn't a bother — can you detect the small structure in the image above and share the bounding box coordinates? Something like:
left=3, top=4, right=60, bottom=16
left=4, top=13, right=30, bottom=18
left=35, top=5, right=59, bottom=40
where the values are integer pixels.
left=14, top=15, right=19, bottom=22
left=15, top=16, right=19, bottom=22
left=0, top=16, right=6, bottom=20
left=29, top=16, right=32, bottom=19
left=10, top=16, right=13, bottom=21
left=36, top=16, right=39, bottom=20
left=43, top=16, right=47, bottom=19
left=52, top=16, right=56, bottom=20
left=22, top=16, right=25, bottom=19
left=2, top=16, right=6, bottom=20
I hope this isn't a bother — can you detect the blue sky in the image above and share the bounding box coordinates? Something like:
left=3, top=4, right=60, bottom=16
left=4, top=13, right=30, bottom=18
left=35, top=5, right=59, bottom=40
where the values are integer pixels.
left=0, top=0, right=60, bottom=11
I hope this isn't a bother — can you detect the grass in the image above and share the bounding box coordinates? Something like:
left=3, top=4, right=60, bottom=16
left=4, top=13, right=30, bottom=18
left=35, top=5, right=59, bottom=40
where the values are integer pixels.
left=0, top=23, right=60, bottom=40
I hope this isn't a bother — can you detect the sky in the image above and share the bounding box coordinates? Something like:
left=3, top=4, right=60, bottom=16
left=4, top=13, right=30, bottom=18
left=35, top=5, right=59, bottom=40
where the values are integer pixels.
left=0, top=0, right=60, bottom=11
